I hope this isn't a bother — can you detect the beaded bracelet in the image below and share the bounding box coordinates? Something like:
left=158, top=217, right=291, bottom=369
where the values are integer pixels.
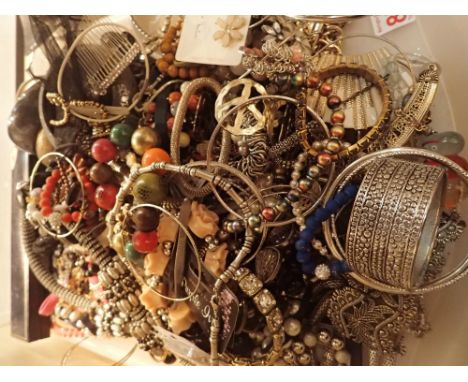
left=303, top=63, right=392, bottom=160
left=28, top=152, right=86, bottom=238
left=295, top=183, right=358, bottom=275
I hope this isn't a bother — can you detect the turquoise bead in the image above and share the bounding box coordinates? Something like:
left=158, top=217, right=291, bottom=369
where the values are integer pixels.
left=124, top=242, right=145, bottom=266
left=110, top=123, right=134, bottom=148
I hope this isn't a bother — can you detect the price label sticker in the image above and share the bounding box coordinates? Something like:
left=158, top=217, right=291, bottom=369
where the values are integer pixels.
left=371, top=15, right=416, bottom=36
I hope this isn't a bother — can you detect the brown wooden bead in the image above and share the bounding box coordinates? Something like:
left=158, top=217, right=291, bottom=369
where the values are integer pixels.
left=90, top=163, right=113, bottom=185
left=132, top=207, right=159, bottom=232
left=167, top=64, right=179, bottom=78
left=157, top=59, right=169, bottom=73
left=163, top=53, right=175, bottom=64
left=199, top=66, right=210, bottom=77
left=178, top=67, right=189, bottom=79
left=161, top=41, right=173, bottom=54
left=189, top=67, right=199, bottom=79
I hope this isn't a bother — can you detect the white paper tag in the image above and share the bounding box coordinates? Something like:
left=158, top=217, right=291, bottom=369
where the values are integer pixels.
left=370, top=15, right=416, bottom=36
left=176, top=15, right=251, bottom=66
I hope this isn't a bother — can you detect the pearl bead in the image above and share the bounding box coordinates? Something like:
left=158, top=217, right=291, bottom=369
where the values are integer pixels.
left=318, top=330, right=331, bottom=344
left=303, top=332, right=317, bottom=347
left=291, top=73, right=305, bottom=87
left=319, top=82, right=333, bottom=97
left=331, top=338, right=345, bottom=351
left=131, top=127, right=161, bottom=155
left=312, top=141, right=323, bottom=151
left=317, top=152, right=332, bottom=167
left=261, top=207, right=275, bottom=222
left=170, top=100, right=179, bottom=116
left=179, top=132, right=191, bottom=148
left=307, top=165, right=320, bottom=178
left=331, top=110, right=345, bottom=124
left=276, top=200, right=289, bottom=213
left=30, top=187, right=42, bottom=199
left=284, top=318, right=302, bottom=337
left=306, top=74, right=320, bottom=88
left=35, top=129, right=54, bottom=163
left=335, top=349, right=351, bottom=365
left=298, top=353, right=312, bottom=365
left=287, top=300, right=301, bottom=315
left=330, top=125, right=345, bottom=139
left=326, top=139, right=342, bottom=153
left=292, top=341, right=305, bottom=355
left=298, top=178, right=312, bottom=192
left=293, top=162, right=304, bottom=171
left=327, top=95, right=342, bottom=109
left=289, top=180, right=298, bottom=188
left=297, top=152, right=308, bottom=162
left=296, top=216, right=305, bottom=226
left=247, top=214, right=261, bottom=228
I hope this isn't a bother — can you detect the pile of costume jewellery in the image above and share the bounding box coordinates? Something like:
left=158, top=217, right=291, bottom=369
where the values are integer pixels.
left=9, top=15, right=468, bottom=365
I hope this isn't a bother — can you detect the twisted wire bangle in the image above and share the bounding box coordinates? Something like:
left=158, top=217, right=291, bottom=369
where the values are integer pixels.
left=171, top=77, right=232, bottom=197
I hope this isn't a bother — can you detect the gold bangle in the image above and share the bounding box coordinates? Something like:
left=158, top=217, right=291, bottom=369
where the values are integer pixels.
left=309, top=63, right=392, bottom=160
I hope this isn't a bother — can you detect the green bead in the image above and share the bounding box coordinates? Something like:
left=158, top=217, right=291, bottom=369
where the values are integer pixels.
left=124, top=242, right=145, bottom=266
left=110, top=123, right=134, bottom=148
left=133, top=173, right=168, bottom=205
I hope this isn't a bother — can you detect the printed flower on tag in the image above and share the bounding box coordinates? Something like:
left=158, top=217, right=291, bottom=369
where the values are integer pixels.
left=213, top=16, right=246, bottom=48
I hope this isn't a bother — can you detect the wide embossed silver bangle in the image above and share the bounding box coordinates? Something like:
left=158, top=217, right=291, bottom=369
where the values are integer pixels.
left=345, top=158, right=445, bottom=289
left=322, top=147, right=468, bottom=295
